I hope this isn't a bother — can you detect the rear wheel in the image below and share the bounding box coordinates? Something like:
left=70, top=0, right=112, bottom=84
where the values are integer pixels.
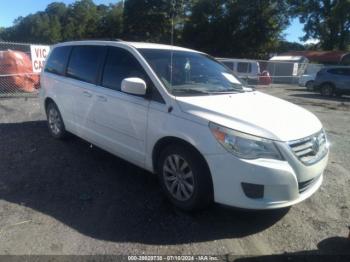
left=157, top=144, right=213, bottom=211
left=320, top=84, right=334, bottom=97
left=46, top=102, right=67, bottom=139
left=306, top=81, right=314, bottom=91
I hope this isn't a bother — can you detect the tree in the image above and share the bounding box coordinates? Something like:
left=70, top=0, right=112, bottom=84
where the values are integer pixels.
left=123, top=0, right=182, bottom=43
left=62, top=0, right=99, bottom=40
left=95, top=3, right=124, bottom=39
left=0, top=0, right=297, bottom=58
left=0, top=27, right=4, bottom=40
left=275, top=40, right=306, bottom=53
left=0, top=2, right=67, bottom=44
left=182, top=0, right=290, bottom=58
left=289, top=0, right=350, bottom=50
left=0, top=0, right=125, bottom=43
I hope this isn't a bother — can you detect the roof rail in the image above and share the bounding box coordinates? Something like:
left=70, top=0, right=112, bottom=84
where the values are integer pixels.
left=79, top=38, right=123, bottom=42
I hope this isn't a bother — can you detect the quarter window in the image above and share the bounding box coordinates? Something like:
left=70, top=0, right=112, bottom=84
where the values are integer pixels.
left=45, top=46, right=71, bottom=75
left=66, top=46, right=105, bottom=84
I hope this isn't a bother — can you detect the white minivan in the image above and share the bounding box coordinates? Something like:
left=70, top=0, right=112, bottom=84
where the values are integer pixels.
left=216, top=58, right=260, bottom=83
left=40, top=41, right=329, bottom=210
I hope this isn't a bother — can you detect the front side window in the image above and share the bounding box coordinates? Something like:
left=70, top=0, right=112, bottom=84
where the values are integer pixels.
left=102, top=47, right=148, bottom=91
left=45, top=46, right=71, bottom=75
left=138, top=49, right=244, bottom=96
left=66, top=46, right=105, bottom=84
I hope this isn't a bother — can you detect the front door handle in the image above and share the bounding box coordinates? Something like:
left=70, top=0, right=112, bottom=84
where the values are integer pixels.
left=97, top=95, right=107, bottom=102
left=82, top=91, right=92, bottom=98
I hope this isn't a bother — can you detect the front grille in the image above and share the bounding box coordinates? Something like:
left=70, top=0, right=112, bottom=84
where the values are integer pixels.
left=288, top=130, right=328, bottom=165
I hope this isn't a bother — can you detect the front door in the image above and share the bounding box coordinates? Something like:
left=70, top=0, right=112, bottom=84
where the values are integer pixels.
left=92, top=46, right=151, bottom=166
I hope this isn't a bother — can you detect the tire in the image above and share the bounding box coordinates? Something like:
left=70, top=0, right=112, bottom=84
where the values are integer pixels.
left=320, top=84, right=334, bottom=97
left=46, top=102, right=67, bottom=139
left=306, top=81, right=314, bottom=91
left=157, top=144, right=213, bottom=211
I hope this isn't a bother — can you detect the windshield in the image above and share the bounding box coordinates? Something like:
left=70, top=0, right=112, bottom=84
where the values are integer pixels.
left=138, top=48, right=244, bottom=96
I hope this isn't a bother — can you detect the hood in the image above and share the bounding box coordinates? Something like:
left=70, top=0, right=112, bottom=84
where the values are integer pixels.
left=175, top=91, right=322, bottom=141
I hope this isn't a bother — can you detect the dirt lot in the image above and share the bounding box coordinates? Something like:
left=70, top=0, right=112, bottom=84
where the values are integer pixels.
left=0, top=86, right=349, bottom=257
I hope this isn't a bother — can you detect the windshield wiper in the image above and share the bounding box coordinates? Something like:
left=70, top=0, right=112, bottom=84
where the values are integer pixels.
left=171, top=88, right=211, bottom=95
left=208, top=88, right=244, bottom=94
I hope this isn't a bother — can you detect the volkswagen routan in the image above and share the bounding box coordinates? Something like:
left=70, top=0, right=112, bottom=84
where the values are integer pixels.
left=40, top=41, right=329, bottom=210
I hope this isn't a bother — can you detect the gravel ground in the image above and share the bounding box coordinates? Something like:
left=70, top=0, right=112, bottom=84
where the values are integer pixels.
left=0, top=85, right=349, bottom=257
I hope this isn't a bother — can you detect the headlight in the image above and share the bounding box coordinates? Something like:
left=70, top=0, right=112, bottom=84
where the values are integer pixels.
left=209, top=122, right=283, bottom=160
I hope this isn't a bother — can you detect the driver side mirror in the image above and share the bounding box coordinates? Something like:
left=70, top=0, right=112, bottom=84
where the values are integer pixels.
left=121, top=77, right=147, bottom=96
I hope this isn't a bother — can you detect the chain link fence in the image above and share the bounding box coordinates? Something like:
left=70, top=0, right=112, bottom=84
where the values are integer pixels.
left=0, top=42, right=43, bottom=98
left=218, top=57, right=350, bottom=90
left=1, top=40, right=348, bottom=98
left=218, top=58, right=309, bottom=87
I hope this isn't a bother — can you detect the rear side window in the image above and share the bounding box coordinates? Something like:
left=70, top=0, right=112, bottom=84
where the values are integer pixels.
left=66, top=46, right=105, bottom=84
left=45, top=46, right=71, bottom=75
left=237, top=62, right=252, bottom=73
left=328, top=68, right=348, bottom=76
left=102, top=47, right=148, bottom=91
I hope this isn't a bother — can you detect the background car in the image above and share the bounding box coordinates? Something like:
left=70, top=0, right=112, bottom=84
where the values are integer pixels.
left=217, top=58, right=260, bottom=84
left=314, top=67, right=350, bottom=97
left=299, top=64, right=324, bottom=91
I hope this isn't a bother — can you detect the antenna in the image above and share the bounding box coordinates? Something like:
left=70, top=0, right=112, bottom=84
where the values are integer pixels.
left=170, top=0, right=176, bottom=86
left=171, top=0, right=175, bottom=46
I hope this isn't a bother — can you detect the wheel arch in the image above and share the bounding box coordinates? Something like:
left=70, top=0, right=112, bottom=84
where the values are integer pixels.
left=44, top=97, right=67, bottom=128
left=152, top=136, right=212, bottom=178
left=152, top=136, right=214, bottom=207
left=44, top=97, right=56, bottom=112
left=321, top=81, right=336, bottom=89
left=305, top=80, right=314, bottom=86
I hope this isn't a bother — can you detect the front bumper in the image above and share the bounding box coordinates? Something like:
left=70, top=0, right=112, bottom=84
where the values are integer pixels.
left=205, top=146, right=328, bottom=209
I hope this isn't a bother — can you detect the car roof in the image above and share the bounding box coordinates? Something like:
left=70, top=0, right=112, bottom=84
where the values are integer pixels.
left=53, top=40, right=202, bottom=53
left=321, top=66, right=349, bottom=70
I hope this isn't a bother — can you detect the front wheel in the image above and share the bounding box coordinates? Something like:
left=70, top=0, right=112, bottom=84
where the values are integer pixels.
left=157, top=145, right=213, bottom=211
left=306, top=81, right=314, bottom=91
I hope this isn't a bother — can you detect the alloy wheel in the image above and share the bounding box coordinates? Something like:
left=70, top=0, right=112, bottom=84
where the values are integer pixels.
left=322, top=85, right=333, bottom=96
left=48, top=107, right=62, bottom=135
left=163, top=154, right=195, bottom=201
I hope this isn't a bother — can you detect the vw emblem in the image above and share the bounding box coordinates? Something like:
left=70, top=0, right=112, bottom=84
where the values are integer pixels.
left=311, top=136, right=320, bottom=155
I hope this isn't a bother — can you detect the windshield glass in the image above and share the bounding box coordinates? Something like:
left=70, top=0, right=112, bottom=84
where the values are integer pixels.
left=138, top=48, right=244, bottom=96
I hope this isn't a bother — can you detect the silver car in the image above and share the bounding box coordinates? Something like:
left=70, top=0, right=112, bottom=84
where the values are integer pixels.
left=314, top=67, right=350, bottom=97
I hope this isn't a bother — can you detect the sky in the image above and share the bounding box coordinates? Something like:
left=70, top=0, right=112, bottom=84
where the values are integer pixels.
left=283, top=18, right=304, bottom=43
left=0, top=0, right=118, bottom=27
left=0, top=1, right=309, bottom=43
